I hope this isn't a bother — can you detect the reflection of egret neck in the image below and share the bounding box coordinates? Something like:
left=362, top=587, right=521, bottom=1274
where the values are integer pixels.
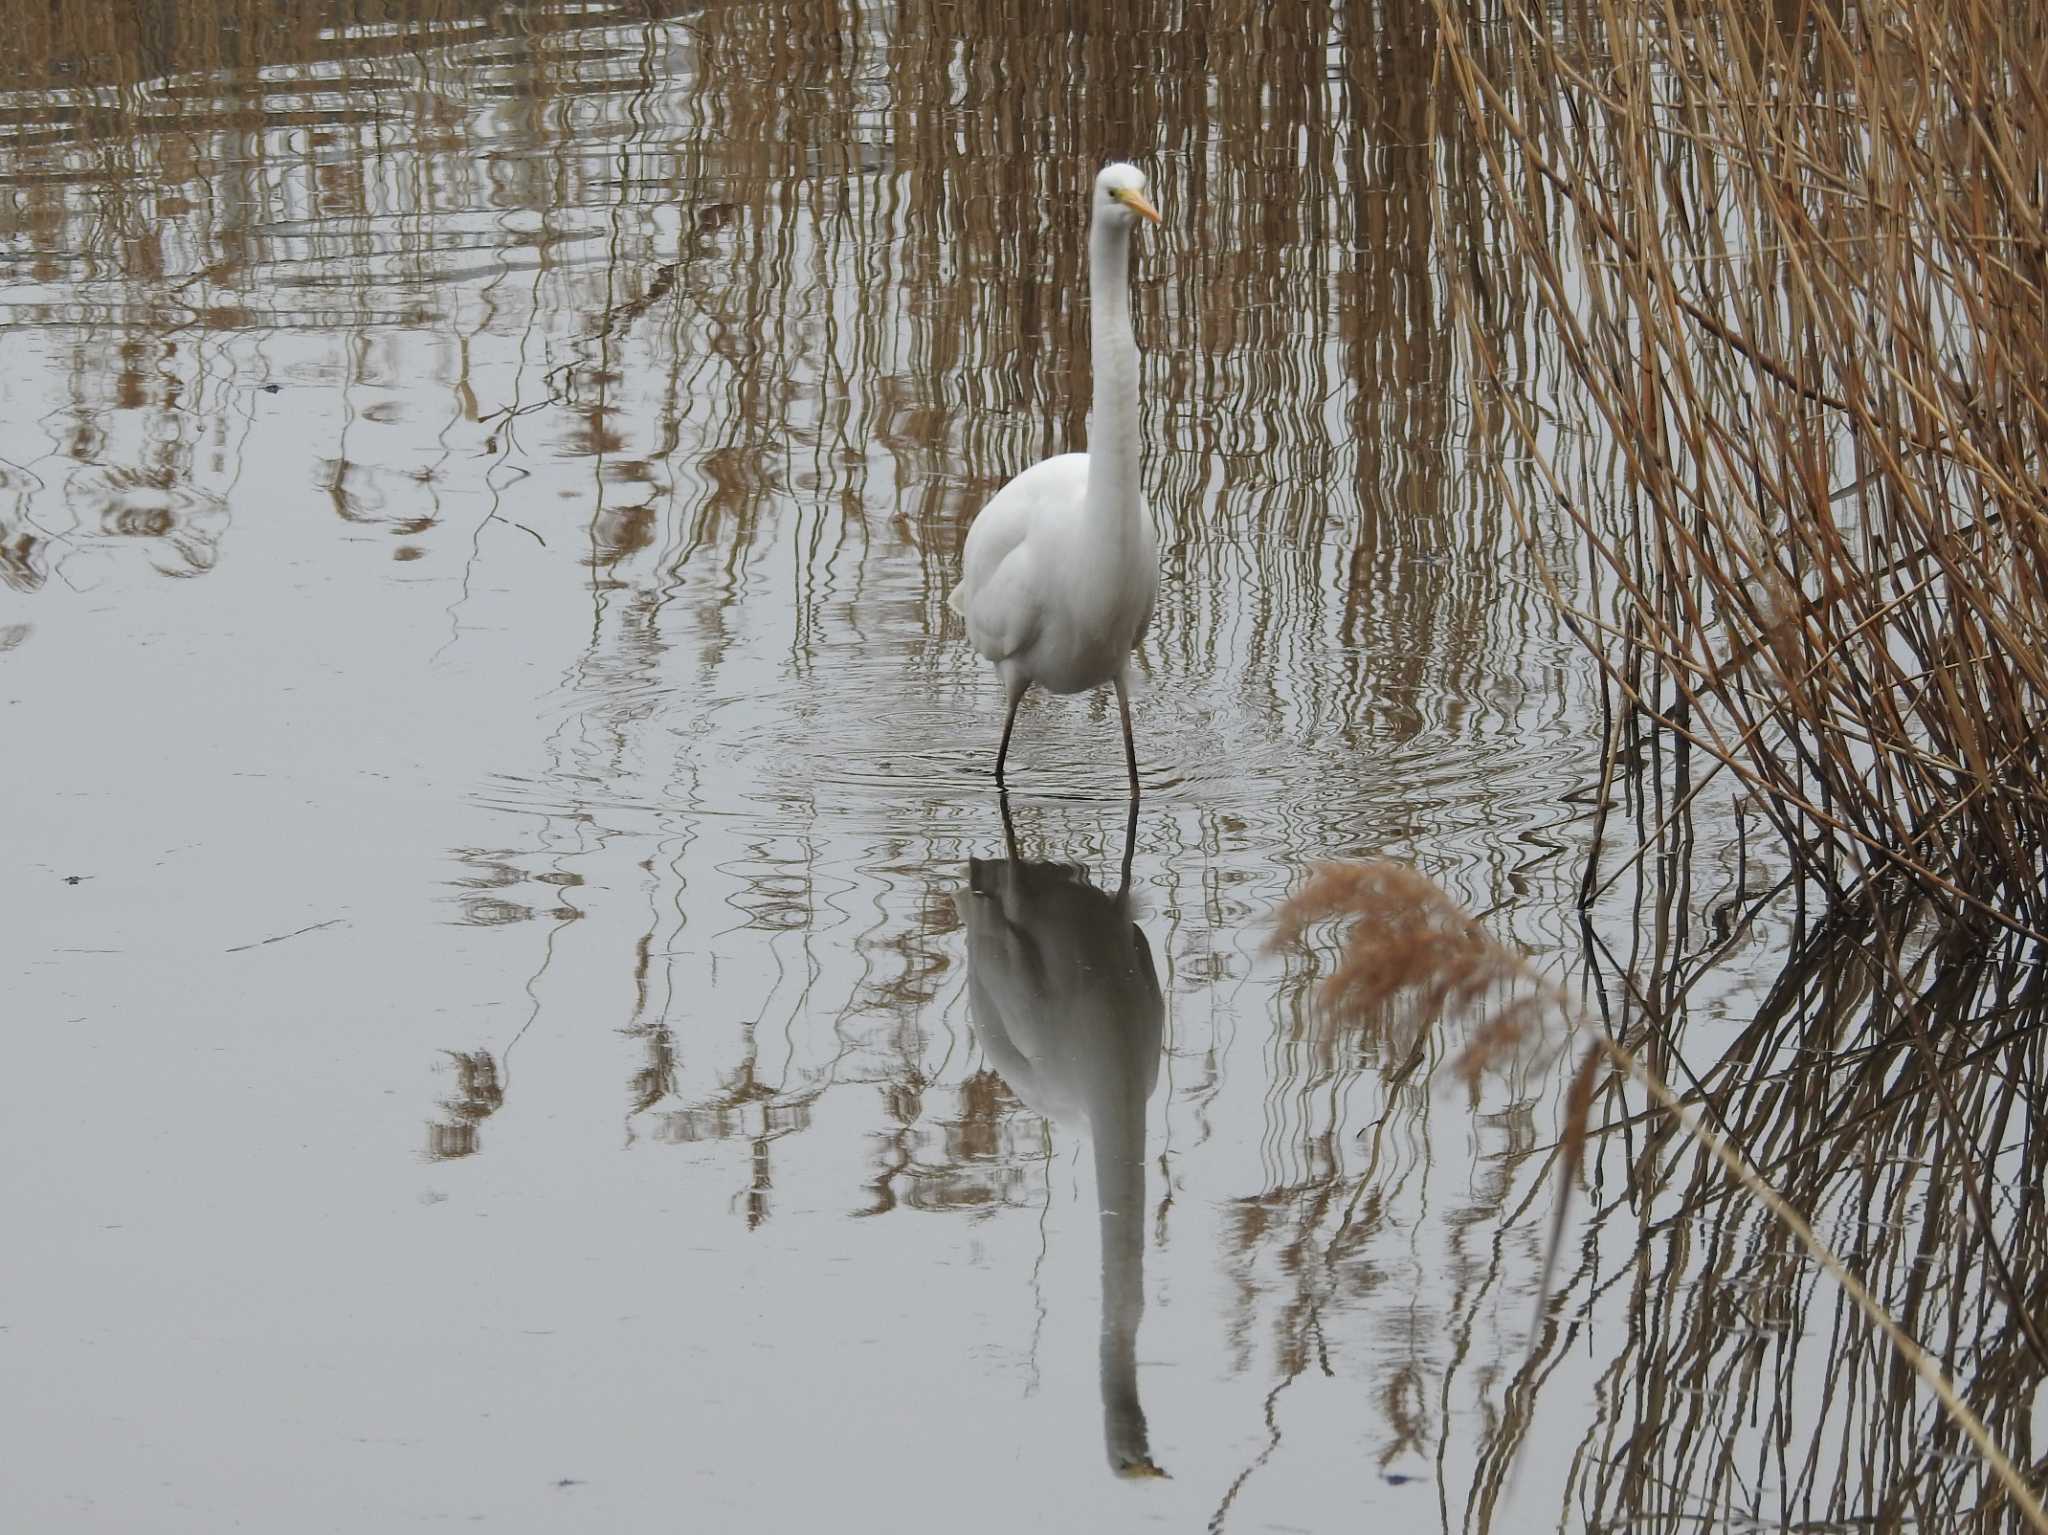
left=1092, top=1061, right=1161, bottom=1478
left=956, top=812, right=1165, bottom=1478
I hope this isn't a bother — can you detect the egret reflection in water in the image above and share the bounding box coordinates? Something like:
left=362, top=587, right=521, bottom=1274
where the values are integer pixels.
left=955, top=798, right=1166, bottom=1479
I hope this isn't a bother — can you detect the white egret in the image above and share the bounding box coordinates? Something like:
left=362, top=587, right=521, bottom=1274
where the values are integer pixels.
left=948, top=162, right=1162, bottom=799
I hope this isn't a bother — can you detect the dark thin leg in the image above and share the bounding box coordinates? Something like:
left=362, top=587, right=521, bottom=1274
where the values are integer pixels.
left=1113, top=670, right=1141, bottom=803
left=1115, top=792, right=1139, bottom=902
left=995, top=685, right=1025, bottom=788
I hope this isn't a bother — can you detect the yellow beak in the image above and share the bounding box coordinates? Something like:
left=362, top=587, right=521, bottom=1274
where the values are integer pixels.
left=1118, top=189, right=1163, bottom=225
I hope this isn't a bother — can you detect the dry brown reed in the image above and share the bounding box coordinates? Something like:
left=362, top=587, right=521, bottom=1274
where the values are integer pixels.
left=1430, top=0, right=2048, bottom=937
left=1270, top=861, right=1551, bottom=1089
left=1273, top=856, right=2048, bottom=1530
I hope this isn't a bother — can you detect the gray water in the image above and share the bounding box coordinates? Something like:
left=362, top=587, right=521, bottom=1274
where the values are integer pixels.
left=5, top=3, right=2038, bottom=1531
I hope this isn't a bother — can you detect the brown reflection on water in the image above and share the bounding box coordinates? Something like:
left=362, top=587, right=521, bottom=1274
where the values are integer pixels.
left=1243, top=841, right=2048, bottom=1530
left=426, top=1047, right=503, bottom=1161
left=1573, top=921, right=2048, bottom=1527
left=0, top=0, right=1546, bottom=723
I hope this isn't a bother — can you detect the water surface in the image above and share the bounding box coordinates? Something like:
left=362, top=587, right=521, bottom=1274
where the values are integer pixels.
left=6, top=4, right=2037, bottom=1531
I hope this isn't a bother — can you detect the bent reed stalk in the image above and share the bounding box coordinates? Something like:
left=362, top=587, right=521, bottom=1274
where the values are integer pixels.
left=1429, top=0, right=2048, bottom=936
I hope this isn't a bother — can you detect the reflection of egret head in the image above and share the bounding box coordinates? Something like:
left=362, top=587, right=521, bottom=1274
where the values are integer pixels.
left=957, top=813, right=1166, bottom=1480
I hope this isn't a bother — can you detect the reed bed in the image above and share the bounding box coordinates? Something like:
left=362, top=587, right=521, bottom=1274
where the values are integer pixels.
left=1431, top=0, right=2048, bottom=935
left=1268, top=0, right=2048, bottom=1495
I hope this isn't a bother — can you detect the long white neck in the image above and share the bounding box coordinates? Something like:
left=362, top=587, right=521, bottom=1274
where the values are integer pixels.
left=1086, top=213, right=1141, bottom=526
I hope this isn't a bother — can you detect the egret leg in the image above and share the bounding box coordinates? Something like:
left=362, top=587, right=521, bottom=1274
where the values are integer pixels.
left=1113, top=670, right=1141, bottom=803
left=995, top=681, right=1027, bottom=788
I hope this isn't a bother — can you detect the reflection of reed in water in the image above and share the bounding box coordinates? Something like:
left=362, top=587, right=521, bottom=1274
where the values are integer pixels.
left=1, top=0, right=712, bottom=584
left=425, top=1048, right=502, bottom=1161
left=1, top=0, right=1556, bottom=758
left=956, top=799, right=1167, bottom=1479
left=0, top=360, right=236, bottom=592
left=1544, top=900, right=2048, bottom=1532
left=1261, top=853, right=2048, bottom=1531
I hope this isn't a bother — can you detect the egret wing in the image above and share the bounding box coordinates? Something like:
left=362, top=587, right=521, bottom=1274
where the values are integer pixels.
left=949, top=454, right=1089, bottom=659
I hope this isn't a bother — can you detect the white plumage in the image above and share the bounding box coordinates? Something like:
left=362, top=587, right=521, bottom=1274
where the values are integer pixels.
left=949, top=162, right=1162, bottom=797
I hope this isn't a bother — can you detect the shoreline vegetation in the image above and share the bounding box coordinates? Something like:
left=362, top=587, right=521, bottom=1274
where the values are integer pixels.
left=1278, top=3, right=2048, bottom=1525
left=1435, top=0, right=2048, bottom=938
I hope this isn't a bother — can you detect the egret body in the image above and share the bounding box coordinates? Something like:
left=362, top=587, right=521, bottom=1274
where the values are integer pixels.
left=948, top=162, right=1162, bottom=798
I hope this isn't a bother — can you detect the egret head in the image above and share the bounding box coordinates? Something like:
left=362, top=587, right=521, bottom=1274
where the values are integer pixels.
left=1095, top=162, right=1162, bottom=228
